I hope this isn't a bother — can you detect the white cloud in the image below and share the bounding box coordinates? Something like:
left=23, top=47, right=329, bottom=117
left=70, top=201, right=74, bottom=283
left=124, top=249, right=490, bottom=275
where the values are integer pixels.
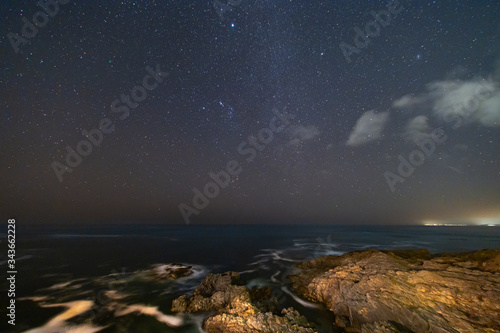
left=289, top=125, right=320, bottom=145
left=404, top=115, right=430, bottom=141
left=346, top=110, right=389, bottom=147
left=475, top=91, right=500, bottom=126
left=392, top=78, right=500, bottom=129
left=428, top=79, right=497, bottom=124
left=392, top=94, right=426, bottom=109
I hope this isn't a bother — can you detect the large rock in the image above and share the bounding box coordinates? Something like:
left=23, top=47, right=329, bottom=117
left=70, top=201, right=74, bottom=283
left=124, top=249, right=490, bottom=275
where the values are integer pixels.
left=147, top=263, right=194, bottom=281
left=171, top=271, right=246, bottom=313
left=290, top=249, right=500, bottom=332
left=172, top=271, right=317, bottom=333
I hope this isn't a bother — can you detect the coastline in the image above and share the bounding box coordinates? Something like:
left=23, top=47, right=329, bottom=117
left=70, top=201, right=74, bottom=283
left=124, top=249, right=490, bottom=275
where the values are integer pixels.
left=171, top=248, right=500, bottom=332
left=4, top=226, right=500, bottom=332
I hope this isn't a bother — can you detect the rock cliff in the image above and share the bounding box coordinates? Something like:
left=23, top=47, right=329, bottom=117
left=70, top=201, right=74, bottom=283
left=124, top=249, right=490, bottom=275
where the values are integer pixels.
left=289, top=249, right=500, bottom=332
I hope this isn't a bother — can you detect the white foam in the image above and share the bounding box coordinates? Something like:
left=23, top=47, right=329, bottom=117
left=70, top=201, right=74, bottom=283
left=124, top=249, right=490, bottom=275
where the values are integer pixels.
left=114, top=304, right=184, bottom=327
left=246, top=278, right=270, bottom=289
left=293, top=242, right=318, bottom=246
left=276, top=256, right=300, bottom=263
left=63, top=324, right=105, bottom=333
left=49, top=234, right=119, bottom=238
left=190, top=314, right=208, bottom=332
left=0, top=255, right=33, bottom=266
left=181, top=265, right=206, bottom=281
left=256, top=249, right=301, bottom=263
left=317, top=250, right=344, bottom=256
left=249, top=259, right=268, bottom=266
left=17, top=296, right=48, bottom=302
left=271, top=270, right=281, bottom=283
left=42, top=279, right=85, bottom=291
left=23, top=300, right=106, bottom=333
left=238, top=269, right=256, bottom=275
left=281, top=287, right=321, bottom=309
left=25, top=324, right=104, bottom=333
left=103, top=289, right=129, bottom=301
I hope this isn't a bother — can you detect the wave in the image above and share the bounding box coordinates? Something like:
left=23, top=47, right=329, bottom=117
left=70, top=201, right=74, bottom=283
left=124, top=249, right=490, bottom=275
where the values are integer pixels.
left=114, top=304, right=184, bottom=327
left=238, top=269, right=256, bottom=275
left=48, top=234, right=120, bottom=238
left=314, top=250, right=345, bottom=256
left=246, top=277, right=272, bottom=289
left=18, top=296, right=48, bottom=302
left=0, top=255, right=33, bottom=266
left=189, top=314, right=208, bottom=333
left=271, top=270, right=281, bottom=283
left=249, top=259, right=268, bottom=266
left=23, top=300, right=106, bottom=333
left=41, top=279, right=86, bottom=291
left=254, top=249, right=301, bottom=263
left=281, top=287, right=321, bottom=309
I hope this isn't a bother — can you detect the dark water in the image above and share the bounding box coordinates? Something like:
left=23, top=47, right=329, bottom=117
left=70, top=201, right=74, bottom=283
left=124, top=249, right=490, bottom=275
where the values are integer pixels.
left=1, top=225, right=499, bottom=332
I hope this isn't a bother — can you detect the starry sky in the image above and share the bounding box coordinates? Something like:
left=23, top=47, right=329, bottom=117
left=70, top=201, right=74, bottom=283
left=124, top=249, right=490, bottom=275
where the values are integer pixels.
left=1, top=0, right=499, bottom=225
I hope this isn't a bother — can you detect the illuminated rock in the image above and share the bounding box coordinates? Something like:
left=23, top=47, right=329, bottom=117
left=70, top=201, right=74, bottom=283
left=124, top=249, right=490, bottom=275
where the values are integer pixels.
left=290, top=249, right=500, bottom=332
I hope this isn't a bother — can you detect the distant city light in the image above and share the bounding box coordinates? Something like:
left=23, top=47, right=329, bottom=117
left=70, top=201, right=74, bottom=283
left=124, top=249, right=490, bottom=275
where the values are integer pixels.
left=422, top=216, right=500, bottom=226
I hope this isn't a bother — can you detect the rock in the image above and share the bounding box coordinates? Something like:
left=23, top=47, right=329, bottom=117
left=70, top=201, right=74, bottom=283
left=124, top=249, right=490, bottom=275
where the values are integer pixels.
left=171, top=271, right=247, bottom=313
left=290, top=249, right=500, bottom=333
left=203, top=307, right=317, bottom=333
left=172, top=271, right=317, bottom=333
left=359, top=321, right=404, bottom=333
left=249, top=286, right=279, bottom=313
left=145, top=263, right=194, bottom=281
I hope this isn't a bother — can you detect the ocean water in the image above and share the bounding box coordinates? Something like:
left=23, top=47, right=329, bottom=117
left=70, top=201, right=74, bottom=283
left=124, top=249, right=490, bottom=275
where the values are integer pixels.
left=2, top=225, right=499, bottom=332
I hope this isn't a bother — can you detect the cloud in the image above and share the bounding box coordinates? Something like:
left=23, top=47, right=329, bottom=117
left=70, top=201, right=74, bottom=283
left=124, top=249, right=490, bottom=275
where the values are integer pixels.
left=392, top=94, right=426, bottom=109
left=392, top=78, right=500, bottom=127
left=428, top=79, right=498, bottom=125
left=475, top=91, right=500, bottom=126
left=404, top=115, right=431, bottom=141
left=346, top=110, right=389, bottom=147
left=289, top=125, right=320, bottom=145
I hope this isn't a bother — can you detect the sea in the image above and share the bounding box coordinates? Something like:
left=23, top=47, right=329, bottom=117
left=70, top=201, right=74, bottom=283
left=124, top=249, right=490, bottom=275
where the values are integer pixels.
left=1, top=224, right=499, bottom=333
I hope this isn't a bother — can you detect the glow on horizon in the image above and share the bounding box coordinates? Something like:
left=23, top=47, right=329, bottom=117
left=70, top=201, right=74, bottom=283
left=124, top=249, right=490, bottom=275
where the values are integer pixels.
left=421, top=215, right=500, bottom=226
left=473, top=217, right=500, bottom=226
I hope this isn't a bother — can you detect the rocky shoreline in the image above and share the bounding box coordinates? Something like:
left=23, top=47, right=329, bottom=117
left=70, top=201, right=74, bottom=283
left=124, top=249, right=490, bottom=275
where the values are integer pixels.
left=171, top=249, right=500, bottom=333
left=171, top=271, right=317, bottom=332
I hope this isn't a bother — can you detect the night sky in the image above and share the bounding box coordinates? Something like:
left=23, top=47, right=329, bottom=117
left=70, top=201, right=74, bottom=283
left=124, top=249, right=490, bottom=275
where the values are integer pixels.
left=1, top=0, right=499, bottom=225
